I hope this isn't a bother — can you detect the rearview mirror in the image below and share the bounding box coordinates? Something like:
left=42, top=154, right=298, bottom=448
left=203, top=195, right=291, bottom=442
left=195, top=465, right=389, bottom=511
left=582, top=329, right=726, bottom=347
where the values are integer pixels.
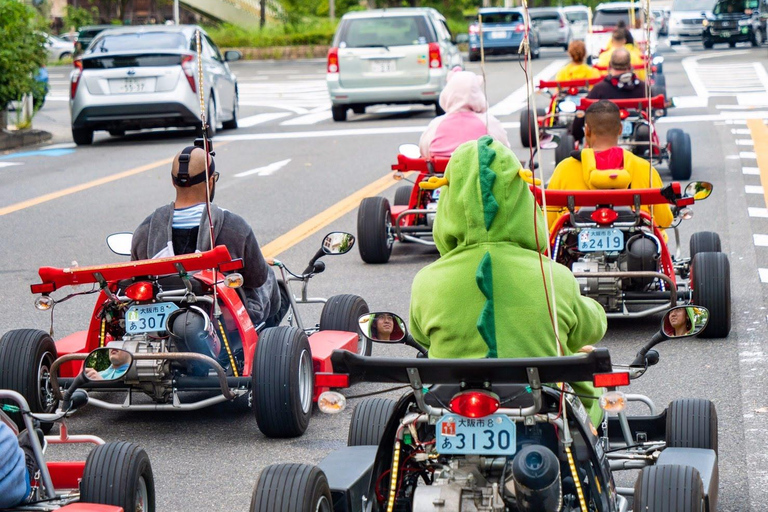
left=661, top=306, right=709, bottom=338
left=358, top=312, right=407, bottom=343
left=539, top=132, right=561, bottom=150
left=684, top=181, right=713, bottom=200
left=83, top=347, right=133, bottom=382
left=399, top=143, right=421, bottom=159
left=224, top=50, right=241, bottom=62
left=106, top=232, right=133, bottom=256
left=322, top=232, right=355, bottom=255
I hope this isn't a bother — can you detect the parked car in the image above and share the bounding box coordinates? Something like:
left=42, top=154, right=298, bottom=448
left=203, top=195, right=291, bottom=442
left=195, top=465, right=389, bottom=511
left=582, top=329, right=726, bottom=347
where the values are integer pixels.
left=44, top=32, right=74, bottom=60
left=327, top=8, right=463, bottom=122
left=563, top=5, right=591, bottom=40
left=468, top=8, right=541, bottom=61
left=703, top=0, right=766, bottom=47
left=668, top=0, right=713, bottom=45
left=69, top=25, right=241, bottom=145
left=528, top=8, right=572, bottom=49
left=74, top=24, right=113, bottom=55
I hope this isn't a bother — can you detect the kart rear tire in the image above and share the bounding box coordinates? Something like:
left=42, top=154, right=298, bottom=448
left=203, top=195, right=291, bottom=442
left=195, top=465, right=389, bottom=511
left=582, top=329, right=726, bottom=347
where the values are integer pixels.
left=394, top=185, right=412, bottom=206
left=690, top=231, right=722, bottom=259
left=319, top=294, right=371, bottom=356
left=253, top=326, right=314, bottom=438
left=331, top=105, right=347, bottom=122
left=250, top=463, right=332, bottom=512
left=555, top=133, right=575, bottom=164
left=667, top=128, right=692, bottom=180
left=357, top=196, right=393, bottom=264
left=72, top=127, right=93, bottom=145
left=81, top=441, right=155, bottom=512
left=633, top=464, right=705, bottom=512
left=0, top=329, right=58, bottom=433
left=520, top=108, right=546, bottom=148
left=666, top=398, right=718, bottom=453
left=653, top=73, right=666, bottom=89
left=691, top=252, right=731, bottom=339
left=348, top=397, right=396, bottom=446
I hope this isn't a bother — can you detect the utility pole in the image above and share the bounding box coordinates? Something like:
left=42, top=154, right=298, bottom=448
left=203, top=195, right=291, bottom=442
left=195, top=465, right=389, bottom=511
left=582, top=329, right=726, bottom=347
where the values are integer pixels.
left=260, top=0, right=266, bottom=28
left=173, top=0, right=179, bottom=24
left=329, top=0, right=334, bottom=19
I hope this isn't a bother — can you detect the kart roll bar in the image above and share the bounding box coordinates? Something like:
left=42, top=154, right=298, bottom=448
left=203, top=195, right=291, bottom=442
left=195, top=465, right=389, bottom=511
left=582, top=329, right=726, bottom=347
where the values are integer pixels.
left=578, top=94, right=666, bottom=111
left=532, top=183, right=694, bottom=208
left=594, top=63, right=657, bottom=73
left=538, top=77, right=603, bottom=89
left=391, top=154, right=450, bottom=175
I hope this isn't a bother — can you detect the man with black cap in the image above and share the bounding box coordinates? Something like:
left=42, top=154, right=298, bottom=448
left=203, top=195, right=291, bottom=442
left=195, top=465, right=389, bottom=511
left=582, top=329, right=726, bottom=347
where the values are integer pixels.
left=131, top=146, right=282, bottom=327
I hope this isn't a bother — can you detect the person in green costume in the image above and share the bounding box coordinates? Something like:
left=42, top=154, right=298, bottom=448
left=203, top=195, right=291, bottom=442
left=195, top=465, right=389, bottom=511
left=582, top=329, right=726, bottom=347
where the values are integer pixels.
left=409, top=136, right=608, bottom=425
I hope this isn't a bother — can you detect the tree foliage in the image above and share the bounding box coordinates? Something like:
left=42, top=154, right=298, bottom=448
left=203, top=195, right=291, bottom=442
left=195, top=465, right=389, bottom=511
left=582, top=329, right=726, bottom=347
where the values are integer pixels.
left=64, top=5, right=98, bottom=30
left=0, top=0, right=46, bottom=110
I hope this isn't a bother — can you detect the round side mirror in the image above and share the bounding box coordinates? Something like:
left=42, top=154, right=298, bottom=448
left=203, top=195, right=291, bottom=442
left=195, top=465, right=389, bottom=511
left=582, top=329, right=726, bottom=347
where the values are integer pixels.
left=684, top=181, right=713, bottom=200
left=661, top=306, right=709, bottom=338
left=358, top=312, right=407, bottom=343
left=106, top=232, right=133, bottom=256
left=83, top=347, right=133, bottom=382
left=398, top=143, right=422, bottom=159
left=322, top=232, right=356, bottom=255
left=224, top=50, right=241, bottom=62
left=559, top=100, right=577, bottom=113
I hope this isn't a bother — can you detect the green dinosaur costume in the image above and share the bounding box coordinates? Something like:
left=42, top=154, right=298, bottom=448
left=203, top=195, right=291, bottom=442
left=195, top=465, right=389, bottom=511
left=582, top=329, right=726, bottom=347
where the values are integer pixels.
left=409, top=136, right=608, bottom=425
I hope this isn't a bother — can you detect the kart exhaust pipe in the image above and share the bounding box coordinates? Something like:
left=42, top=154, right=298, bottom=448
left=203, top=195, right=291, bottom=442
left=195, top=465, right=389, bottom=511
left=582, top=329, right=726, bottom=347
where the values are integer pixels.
left=508, top=445, right=562, bottom=512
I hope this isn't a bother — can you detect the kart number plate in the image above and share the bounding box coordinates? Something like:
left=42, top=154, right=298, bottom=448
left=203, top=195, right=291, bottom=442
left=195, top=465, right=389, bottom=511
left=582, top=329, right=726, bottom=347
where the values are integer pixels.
left=125, top=303, right=178, bottom=334
left=432, top=188, right=441, bottom=200
left=578, top=229, right=624, bottom=252
left=370, top=60, right=396, bottom=73
left=490, top=31, right=508, bottom=39
left=111, top=78, right=155, bottom=94
left=622, top=120, right=633, bottom=137
left=436, top=414, right=516, bottom=456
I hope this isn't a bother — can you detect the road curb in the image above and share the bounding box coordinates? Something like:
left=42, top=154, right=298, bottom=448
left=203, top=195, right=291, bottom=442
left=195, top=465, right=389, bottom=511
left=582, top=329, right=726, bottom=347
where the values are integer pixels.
left=0, top=129, right=53, bottom=152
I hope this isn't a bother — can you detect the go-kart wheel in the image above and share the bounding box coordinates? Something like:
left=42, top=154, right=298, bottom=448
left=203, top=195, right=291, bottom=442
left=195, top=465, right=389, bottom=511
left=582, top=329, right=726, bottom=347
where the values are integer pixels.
left=348, top=397, right=396, bottom=446
left=394, top=185, right=412, bottom=206
left=690, top=231, right=722, bottom=259
left=253, top=326, right=313, bottom=438
left=519, top=108, right=546, bottom=148
left=357, top=196, right=394, bottom=264
left=691, top=252, right=731, bottom=339
left=653, top=73, right=666, bottom=89
left=0, top=329, right=58, bottom=433
left=319, top=294, right=371, bottom=356
left=667, top=128, right=692, bottom=180
left=555, top=133, right=575, bottom=165
left=250, top=464, right=332, bottom=512
left=81, top=441, right=155, bottom=512
left=666, top=398, right=718, bottom=453
left=634, top=464, right=705, bottom=512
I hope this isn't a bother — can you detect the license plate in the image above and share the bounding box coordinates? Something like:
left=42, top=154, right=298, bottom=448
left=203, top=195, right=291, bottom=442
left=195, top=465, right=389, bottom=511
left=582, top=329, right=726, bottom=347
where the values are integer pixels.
left=125, top=303, right=178, bottom=334
left=436, top=413, right=516, bottom=456
left=111, top=78, right=153, bottom=94
left=489, top=31, right=508, bottom=39
left=622, top=120, right=634, bottom=137
left=432, top=189, right=441, bottom=200
left=578, top=228, right=624, bottom=252
left=720, top=31, right=731, bottom=37
left=370, top=60, right=396, bottom=73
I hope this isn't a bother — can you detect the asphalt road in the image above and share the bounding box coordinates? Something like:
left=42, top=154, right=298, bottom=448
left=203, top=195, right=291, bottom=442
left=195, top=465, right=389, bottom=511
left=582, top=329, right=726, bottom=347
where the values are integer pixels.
left=1, top=40, right=768, bottom=511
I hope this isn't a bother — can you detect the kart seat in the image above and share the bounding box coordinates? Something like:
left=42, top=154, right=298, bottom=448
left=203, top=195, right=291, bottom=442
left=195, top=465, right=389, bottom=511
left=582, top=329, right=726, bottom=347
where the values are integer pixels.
left=426, top=383, right=535, bottom=410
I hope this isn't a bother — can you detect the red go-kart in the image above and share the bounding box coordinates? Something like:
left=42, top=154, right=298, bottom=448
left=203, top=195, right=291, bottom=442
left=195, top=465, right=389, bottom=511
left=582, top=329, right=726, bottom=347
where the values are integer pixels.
left=0, top=232, right=367, bottom=439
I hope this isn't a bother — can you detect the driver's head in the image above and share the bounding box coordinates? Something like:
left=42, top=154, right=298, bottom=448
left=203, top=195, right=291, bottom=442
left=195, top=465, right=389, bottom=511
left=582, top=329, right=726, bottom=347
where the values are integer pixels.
left=108, top=349, right=131, bottom=367
left=609, top=48, right=633, bottom=76
left=584, top=100, right=622, bottom=147
left=611, top=28, right=627, bottom=48
left=171, top=146, right=218, bottom=203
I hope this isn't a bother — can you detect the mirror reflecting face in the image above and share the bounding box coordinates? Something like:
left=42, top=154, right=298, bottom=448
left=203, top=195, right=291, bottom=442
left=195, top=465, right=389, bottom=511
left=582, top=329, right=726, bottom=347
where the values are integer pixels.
left=684, top=181, right=713, bottom=201
left=539, top=132, right=561, bottom=150
left=106, top=232, right=133, bottom=256
left=662, top=306, right=709, bottom=338
left=559, top=100, right=577, bottom=113
left=322, top=232, right=355, bottom=255
left=83, top=347, right=133, bottom=382
left=398, top=143, right=421, bottom=159
left=358, top=312, right=407, bottom=343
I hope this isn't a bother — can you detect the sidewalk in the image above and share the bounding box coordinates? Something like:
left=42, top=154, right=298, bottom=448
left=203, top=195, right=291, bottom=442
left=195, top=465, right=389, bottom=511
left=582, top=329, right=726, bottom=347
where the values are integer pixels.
left=0, top=129, right=52, bottom=151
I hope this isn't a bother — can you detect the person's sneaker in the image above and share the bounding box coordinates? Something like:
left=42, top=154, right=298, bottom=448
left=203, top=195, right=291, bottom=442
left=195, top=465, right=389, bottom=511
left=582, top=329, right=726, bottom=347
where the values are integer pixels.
left=17, top=428, right=44, bottom=483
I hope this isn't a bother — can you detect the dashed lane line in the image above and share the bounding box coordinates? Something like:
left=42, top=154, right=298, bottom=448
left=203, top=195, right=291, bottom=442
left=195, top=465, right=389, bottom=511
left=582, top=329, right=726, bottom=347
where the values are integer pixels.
left=744, top=167, right=761, bottom=175
left=747, top=118, right=768, bottom=216
left=753, top=234, right=768, bottom=246
left=748, top=207, right=768, bottom=218
left=745, top=185, right=764, bottom=194
left=759, top=268, right=768, bottom=283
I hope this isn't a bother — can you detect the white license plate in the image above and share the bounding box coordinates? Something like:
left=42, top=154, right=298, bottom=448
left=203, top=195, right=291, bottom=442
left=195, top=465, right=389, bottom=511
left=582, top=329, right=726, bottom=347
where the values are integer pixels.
left=720, top=31, right=731, bottom=38
left=111, top=78, right=153, bottom=94
left=125, top=303, right=178, bottom=334
left=436, top=413, right=516, bottom=456
left=622, top=120, right=634, bottom=137
left=489, top=31, right=508, bottom=39
left=578, top=228, right=624, bottom=252
left=370, top=60, right=396, bottom=73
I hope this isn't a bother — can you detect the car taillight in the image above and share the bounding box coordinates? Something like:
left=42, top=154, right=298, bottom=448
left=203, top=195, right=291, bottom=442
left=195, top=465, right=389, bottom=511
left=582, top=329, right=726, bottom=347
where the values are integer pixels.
left=515, top=24, right=526, bottom=32
left=591, top=207, right=619, bottom=225
left=568, top=86, right=579, bottom=96
left=469, top=24, right=480, bottom=34
left=125, top=281, right=154, bottom=302
left=593, top=372, right=630, bottom=388
left=449, top=390, right=500, bottom=418
left=181, top=54, right=196, bottom=93
left=428, top=42, right=442, bottom=69
left=70, top=59, right=82, bottom=99
left=619, top=109, right=630, bottom=120
left=327, top=47, right=339, bottom=73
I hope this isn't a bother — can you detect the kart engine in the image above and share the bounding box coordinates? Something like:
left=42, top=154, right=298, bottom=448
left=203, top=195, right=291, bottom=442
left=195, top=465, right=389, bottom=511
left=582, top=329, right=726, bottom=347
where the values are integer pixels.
left=108, top=336, right=173, bottom=399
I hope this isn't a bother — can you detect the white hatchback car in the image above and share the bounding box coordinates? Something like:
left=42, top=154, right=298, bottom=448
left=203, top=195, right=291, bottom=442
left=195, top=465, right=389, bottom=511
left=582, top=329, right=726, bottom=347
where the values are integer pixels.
left=69, top=25, right=240, bottom=145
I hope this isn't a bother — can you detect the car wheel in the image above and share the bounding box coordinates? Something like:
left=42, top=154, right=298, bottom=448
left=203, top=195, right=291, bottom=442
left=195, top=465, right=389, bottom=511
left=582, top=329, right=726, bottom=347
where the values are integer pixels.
left=250, top=464, right=332, bottom=512
left=357, top=196, right=394, bottom=264
left=690, top=231, right=722, bottom=259
left=691, top=252, right=731, bottom=339
left=60, top=52, right=72, bottom=60
left=348, top=398, right=396, bottom=446
left=352, top=105, right=365, bottom=114
left=331, top=105, right=347, bottom=122
left=319, top=294, right=371, bottom=357
left=222, top=92, right=238, bottom=130
left=667, top=128, right=692, bottom=180
left=634, top=465, right=706, bottom=512
left=434, top=101, right=446, bottom=116
left=81, top=442, right=155, bottom=512
left=728, top=40, right=737, bottom=47
left=468, top=51, right=480, bottom=62
left=666, top=398, right=718, bottom=453
left=703, top=38, right=714, bottom=48
left=394, top=185, right=412, bottom=206
left=72, top=127, right=94, bottom=145
left=751, top=28, right=763, bottom=46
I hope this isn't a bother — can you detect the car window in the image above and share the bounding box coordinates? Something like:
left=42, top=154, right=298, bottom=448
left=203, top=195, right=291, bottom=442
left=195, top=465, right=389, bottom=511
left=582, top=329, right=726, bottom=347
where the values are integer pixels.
left=481, top=11, right=524, bottom=23
left=593, top=9, right=645, bottom=26
left=336, top=15, right=434, bottom=47
left=530, top=12, right=561, bottom=21
left=672, top=0, right=716, bottom=10
left=439, top=20, right=453, bottom=41
left=89, top=32, right=188, bottom=53
left=204, top=35, right=223, bottom=62
left=565, top=11, right=589, bottom=22
left=713, top=0, right=756, bottom=13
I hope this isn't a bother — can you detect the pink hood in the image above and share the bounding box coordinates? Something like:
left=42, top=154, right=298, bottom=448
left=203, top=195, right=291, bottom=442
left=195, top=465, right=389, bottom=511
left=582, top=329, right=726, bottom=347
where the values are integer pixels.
left=438, top=68, right=488, bottom=114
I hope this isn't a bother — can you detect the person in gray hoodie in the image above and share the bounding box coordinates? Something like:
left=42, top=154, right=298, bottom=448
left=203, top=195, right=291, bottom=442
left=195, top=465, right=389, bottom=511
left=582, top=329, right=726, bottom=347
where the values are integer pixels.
left=131, top=146, right=282, bottom=327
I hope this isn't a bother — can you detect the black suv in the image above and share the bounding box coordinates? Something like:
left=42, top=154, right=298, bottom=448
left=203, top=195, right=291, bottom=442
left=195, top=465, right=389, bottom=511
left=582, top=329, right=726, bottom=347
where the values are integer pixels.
left=703, top=0, right=766, bottom=47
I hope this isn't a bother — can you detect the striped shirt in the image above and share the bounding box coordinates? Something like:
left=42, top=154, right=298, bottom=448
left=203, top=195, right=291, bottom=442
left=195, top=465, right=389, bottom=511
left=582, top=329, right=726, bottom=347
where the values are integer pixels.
left=172, top=204, right=205, bottom=229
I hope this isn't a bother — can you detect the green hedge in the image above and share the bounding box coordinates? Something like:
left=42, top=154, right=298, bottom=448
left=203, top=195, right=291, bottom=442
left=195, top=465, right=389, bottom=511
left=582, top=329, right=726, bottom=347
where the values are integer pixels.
left=206, top=22, right=336, bottom=48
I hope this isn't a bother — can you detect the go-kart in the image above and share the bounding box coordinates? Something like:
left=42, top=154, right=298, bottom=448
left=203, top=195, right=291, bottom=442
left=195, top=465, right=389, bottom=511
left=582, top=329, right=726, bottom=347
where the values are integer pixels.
left=538, top=181, right=730, bottom=338
left=357, top=144, right=448, bottom=264
left=0, top=351, right=155, bottom=511
left=592, top=62, right=667, bottom=98
left=250, top=308, right=719, bottom=512
left=0, top=231, right=368, bottom=439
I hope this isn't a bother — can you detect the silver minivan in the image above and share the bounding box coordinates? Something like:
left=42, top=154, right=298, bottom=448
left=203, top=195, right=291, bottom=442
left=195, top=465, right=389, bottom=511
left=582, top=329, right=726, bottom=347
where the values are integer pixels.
left=327, top=8, right=463, bottom=122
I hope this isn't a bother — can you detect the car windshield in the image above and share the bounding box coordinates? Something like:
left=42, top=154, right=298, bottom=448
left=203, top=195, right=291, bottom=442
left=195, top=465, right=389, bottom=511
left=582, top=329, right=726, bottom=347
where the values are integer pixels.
left=480, top=11, right=524, bottom=24
left=337, top=16, right=432, bottom=48
left=565, top=11, right=589, bottom=22
left=673, top=0, right=715, bottom=10
left=593, top=9, right=644, bottom=26
left=713, top=0, right=757, bottom=14
left=529, top=11, right=560, bottom=21
left=90, top=32, right=188, bottom=53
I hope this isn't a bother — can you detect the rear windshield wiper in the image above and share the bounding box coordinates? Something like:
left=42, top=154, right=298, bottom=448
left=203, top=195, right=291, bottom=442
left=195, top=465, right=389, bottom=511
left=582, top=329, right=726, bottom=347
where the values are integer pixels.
left=353, top=44, right=390, bottom=51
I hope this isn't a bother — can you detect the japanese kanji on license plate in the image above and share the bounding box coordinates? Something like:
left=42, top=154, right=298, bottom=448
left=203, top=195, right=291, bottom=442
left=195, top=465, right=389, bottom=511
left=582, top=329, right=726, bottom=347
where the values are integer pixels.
left=435, top=413, right=517, bottom=456
left=125, top=303, right=178, bottom=334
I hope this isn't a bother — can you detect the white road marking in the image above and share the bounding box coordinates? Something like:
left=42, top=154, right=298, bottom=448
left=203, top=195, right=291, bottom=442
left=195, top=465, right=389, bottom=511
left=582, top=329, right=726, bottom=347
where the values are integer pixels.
left=760, top=268, right=768, bottom=283
left=237, top=112, right=291, bottom=128
left=234, top=158, right=292, bottom=178
left=733, top=129, right=752, bottom=134
left=749, top=207, right=768, bottom=217
left=46, top=96, right=69, bottom=102
left=744, top=167, right=761, bottom=175
left=657, top=112, right=768, bottom=123
left=681, top=51, right=768, bottom=101
left=0, top=162, right=22, bottom=169
left=488, top=59, right=567, bottom=116
left=727, top=119, right=749, bottom=125
left=672, top=96, right=708, bottom=109
left=281, top=109, right=332, bottom=126
left=717, top=105, right=765, bottom=110
left=754, top=234, right=768, bottom=246
left=41, top=142, right=77, bottom=150
left=741, top=151, right=757, bottom=159
left=238, top=80, right=329, bottom=113
left=737, top=139, right=756, bottom=146
left=745, top=185, right=764, bottom=194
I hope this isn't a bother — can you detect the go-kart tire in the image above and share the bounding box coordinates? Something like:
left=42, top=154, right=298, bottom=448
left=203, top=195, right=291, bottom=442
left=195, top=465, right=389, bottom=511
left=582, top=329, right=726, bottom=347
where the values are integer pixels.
left=81, top=441, right=155, bottom=512
left=0, top=329, right=58, bottom=433
left=331, top=105, right=347, bottom=122
left=72, top=127, right=93, bottom=145
left=357, top=196, right=393, bottom=264
left=348, top=397, right=396, bottom=446
left=691, top=252, right=731, bottom=339
left=520, top=108, right=546, bottom=148
left=319, top=294, right=371, bottom=356
left=653, top=73, right=666, bottom=89
left=253, top=326, right=313, bottom=438
left=555, top=133, right=575, bottom=164
left=394, top=185, right=412, bottom=206
left=690, top=231, right=722, bottom=259
left=666, top=398, right=718, bottom=453
left=468, top=51, right=480, bottom=62
left=250, top=463, right=332, bottom=512
left=633, top=464, right=705, bottom=512
left=435, top=101, right=446, bottom=116
left=667, top=128, right=692, bottom=180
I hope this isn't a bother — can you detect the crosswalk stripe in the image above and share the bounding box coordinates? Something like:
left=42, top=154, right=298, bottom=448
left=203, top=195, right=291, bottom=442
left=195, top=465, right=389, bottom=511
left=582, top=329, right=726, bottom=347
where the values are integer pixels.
left=748, top=207, right=768, bottom=217
left=238, top=112, right=291, bottom=127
